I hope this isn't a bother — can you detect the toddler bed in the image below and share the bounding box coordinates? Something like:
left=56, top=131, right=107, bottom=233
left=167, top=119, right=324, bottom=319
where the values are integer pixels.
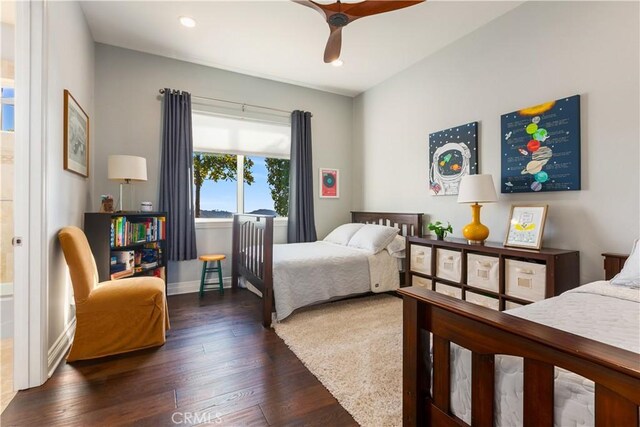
left=400, top=244, right=639, bottom=427
left=232, top=211, right=422, bottom=326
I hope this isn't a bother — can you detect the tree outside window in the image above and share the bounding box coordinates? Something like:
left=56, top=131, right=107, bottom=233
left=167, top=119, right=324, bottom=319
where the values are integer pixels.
left=264, top=158, right=290, bottom=217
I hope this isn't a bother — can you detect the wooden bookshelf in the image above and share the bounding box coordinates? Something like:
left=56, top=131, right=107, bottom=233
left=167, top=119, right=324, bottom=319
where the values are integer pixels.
left=84, top=212, right=168, bottom=287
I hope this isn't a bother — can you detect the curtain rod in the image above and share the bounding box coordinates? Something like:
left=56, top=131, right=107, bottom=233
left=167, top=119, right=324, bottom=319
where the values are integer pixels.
left=158, top=89, right=308, bottom=117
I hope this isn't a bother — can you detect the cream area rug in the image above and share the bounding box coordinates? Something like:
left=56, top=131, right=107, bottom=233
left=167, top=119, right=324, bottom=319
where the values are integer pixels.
left=273, top=294, right=403, bottom=427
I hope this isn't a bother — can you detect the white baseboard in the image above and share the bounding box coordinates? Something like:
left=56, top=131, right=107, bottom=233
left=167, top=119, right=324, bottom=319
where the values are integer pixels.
left=48, top=318, right=76, bottom=377
left=167, top=277, right=232, bottom=296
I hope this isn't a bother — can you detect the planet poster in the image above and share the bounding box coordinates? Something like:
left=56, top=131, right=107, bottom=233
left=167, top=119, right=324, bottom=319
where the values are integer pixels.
left=501, top=95, right=581, bottom=193
left=428, top=121, right=478, bottom=196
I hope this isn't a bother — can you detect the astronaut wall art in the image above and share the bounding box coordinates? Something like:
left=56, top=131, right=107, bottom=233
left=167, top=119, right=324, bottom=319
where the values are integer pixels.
left=429, top=122, right=479, bottom=196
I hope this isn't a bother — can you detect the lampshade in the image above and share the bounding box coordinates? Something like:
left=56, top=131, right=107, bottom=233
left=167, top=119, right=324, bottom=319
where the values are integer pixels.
left=457, top=174, right=497, bottom=204
left=108, top=155, right=147, bottom=182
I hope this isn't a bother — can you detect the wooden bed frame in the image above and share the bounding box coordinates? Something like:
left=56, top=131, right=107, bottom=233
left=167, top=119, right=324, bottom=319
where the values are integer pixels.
left=231, top=211, right=423, bottom=327
left=399, top=253, right=638, bottom=427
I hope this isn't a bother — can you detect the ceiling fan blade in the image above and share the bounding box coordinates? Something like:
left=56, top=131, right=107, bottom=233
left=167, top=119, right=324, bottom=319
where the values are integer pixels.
left=342, top=0, right=424, bottom=19
left=292, top=0, right=328, bottom=18
left=323, top=25, right=343, bottom=63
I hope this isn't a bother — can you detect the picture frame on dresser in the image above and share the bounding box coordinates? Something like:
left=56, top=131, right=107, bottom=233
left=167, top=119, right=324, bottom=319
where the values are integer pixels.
left=504, top=204, right=548, bottom=250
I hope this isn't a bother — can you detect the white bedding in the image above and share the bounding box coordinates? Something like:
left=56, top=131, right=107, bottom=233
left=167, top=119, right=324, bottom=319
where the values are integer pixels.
left=445, top=281, right=640, bottom=426
left=272, top=241, right=400, bottom=321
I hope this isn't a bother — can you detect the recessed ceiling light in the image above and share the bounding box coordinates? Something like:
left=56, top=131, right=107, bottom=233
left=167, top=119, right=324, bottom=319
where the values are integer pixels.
left=331, top=59, right=343, bottom=67
left=179, top=16, right=196, bottom=28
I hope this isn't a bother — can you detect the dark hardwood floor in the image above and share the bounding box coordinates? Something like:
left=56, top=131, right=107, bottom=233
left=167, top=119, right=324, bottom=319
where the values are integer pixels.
left=1, top=289, right=358, bottom=426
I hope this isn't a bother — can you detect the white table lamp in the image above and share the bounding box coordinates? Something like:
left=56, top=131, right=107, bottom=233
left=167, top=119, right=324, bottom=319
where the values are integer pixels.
left=457, top=174, right=498, bottom=244
left=108, top=155, right=147, bottom=212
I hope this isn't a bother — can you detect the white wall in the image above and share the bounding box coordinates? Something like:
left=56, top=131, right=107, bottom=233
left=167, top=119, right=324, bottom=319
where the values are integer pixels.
left=92, top=44, right=353, bottom=289
left=353, top=1, right=639, bottom=284
left=1, top=22, right=15, bottom=63
left=46, top=1, right=94, bottom=349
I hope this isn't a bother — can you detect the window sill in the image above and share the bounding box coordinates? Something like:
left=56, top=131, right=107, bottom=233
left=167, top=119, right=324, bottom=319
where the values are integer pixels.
left=195, top=218, right=288, bottom=230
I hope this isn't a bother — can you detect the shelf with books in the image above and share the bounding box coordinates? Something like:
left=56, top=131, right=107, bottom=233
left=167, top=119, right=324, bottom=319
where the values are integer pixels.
left=110, top=215, right=166, bottom=248
left=109, top=241, right=165, bottom=280
left=85, top=212, right=168, bottom=289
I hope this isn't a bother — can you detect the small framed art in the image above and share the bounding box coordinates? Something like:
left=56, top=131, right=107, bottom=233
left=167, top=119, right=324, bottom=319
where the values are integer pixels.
left=319, top=168, right=339, bottom=198
left=64, top=89, right=90, bottom=177
left=504, top=205, right=548, bottom=250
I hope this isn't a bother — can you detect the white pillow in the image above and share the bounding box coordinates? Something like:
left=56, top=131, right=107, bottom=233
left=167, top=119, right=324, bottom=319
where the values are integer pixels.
left=347, top=224, right=400, bottom=254
left=323, top=223, right=365, bottom=246
left=611, top=239, right=640, bottom=288
left=386, top=235, right=406, bottom=258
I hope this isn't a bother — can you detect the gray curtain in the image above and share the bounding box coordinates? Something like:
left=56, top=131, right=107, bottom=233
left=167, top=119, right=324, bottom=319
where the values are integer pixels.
left=287, top=110, right=317, bottom=243
left=159, top=89, right=198, bottom=261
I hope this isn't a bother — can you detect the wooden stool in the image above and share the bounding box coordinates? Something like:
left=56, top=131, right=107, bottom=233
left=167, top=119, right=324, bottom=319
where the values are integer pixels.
left=199, top=254, right=225, bottom=297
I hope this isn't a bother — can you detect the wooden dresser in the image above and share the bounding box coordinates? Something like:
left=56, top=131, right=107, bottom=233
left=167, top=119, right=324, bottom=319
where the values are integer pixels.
left=405, top=236, right=579, bottom=311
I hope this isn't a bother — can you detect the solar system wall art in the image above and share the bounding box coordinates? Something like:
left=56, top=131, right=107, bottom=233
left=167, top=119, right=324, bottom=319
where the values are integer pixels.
left=319, top=168, right=339, bottom=198
left=501, top=95, right=581, bottom=193
left=429, top=121, right=478, bottom=196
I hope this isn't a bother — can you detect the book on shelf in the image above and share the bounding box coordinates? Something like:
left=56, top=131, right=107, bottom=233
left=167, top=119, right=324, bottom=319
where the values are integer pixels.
left=112, top=250, right=135, bottom=271
left=110, top=269, right=133, bottom=280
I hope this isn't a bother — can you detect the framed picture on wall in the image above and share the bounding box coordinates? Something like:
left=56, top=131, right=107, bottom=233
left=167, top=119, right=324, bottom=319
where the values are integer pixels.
left=319, top=168, right=339, bottom=198
left=429, top=121, right=478, bottom=196
left=64, top=89, right=90, bottom=177
left=501, top=95, right=580, bottom=193
left=504, top=204, right=548, bottom=250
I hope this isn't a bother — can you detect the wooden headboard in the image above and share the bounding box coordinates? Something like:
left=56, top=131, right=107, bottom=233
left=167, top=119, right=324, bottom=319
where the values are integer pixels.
left=351, top=211, right=423, bottom=237
left=602, top=252, right=629, bottom=280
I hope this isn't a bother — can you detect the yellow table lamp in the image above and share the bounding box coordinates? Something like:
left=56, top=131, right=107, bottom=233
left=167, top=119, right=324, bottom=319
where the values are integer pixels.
left=457, top=174, right=498, bottom=244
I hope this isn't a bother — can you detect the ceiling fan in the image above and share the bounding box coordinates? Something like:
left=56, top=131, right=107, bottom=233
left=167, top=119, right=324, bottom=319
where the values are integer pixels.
left=293, top=0, right=425, bottom=63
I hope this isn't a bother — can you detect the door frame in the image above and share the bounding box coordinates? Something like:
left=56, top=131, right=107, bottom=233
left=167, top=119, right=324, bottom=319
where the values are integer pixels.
left=13, top=0, right=48, bottom=390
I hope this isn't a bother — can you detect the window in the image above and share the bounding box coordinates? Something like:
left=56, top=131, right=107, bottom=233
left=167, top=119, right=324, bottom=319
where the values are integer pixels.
left=1, top=87, right=15, bottom=132
left=192, top=112, right=290, bottom=219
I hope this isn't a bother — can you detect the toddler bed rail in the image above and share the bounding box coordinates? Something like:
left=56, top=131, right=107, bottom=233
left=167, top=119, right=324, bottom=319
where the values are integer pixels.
left=231, top=214, right=274, bottom=326
left=398, top=255, right=638, bottom=427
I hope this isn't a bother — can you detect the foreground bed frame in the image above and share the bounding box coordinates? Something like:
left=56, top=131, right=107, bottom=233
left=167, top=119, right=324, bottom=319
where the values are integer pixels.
left=232, top=211, right=423, bottom=327
left=399, top=253, right=638, bottom=426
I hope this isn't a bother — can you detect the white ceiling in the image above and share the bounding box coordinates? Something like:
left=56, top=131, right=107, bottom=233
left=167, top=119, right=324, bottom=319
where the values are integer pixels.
left=80, top=0, right=522, bottom=96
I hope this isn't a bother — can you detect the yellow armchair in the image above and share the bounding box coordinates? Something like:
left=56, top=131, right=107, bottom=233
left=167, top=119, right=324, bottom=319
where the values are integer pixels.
left=58, top=226, right=169, bottom=362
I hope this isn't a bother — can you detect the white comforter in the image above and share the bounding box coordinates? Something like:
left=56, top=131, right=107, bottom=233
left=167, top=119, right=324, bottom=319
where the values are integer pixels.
left=272, top=241, right=399, bottom=321
left=447, top=281, right=640, bottom=426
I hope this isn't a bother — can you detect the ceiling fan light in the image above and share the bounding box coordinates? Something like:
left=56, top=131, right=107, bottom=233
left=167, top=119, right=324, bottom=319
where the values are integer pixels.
left=331, top=59, right=344, bottom=67
left=179, top=16, right=197, bottom=28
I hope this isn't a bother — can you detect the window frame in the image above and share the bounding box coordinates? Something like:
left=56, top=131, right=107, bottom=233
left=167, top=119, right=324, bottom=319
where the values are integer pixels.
left=191, top=109, right=291, bottom=224
left=191, top=113, right=291, bottom=225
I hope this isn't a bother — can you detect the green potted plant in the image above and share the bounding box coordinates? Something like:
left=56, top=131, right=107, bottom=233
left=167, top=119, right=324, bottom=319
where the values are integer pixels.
left=428, top=221, right=453, bottom=240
